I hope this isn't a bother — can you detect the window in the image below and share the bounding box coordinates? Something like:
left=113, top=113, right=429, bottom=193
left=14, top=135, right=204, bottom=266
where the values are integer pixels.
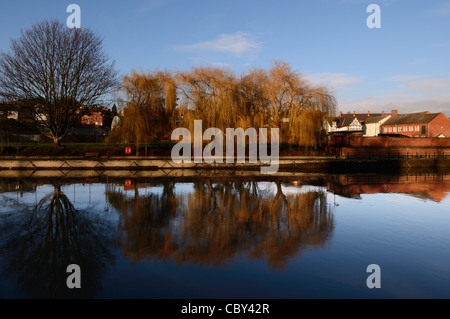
left=409, top=126, right=413, bottom=132
left=421, top=126, right=426, bottom=134
left=398, top=126, right=402, bottom=132
left=393, top=127, right=397, bottom=133
left=7, top=111, right=18, bottom=120
left=415, top=126, right=419, bottom=131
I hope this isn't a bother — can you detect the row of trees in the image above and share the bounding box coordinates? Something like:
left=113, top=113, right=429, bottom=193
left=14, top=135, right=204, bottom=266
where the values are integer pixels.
left=0, top=19, right=337, bottom=148
left=110, top=62, right=337, bottom=149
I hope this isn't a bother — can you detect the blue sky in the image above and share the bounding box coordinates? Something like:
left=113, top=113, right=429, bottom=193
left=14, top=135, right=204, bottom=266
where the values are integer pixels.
left=1, top=0, right=449, bottom=115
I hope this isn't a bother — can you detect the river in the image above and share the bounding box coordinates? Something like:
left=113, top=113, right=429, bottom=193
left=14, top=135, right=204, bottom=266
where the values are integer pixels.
left=0, top=174, right=449, bottom=298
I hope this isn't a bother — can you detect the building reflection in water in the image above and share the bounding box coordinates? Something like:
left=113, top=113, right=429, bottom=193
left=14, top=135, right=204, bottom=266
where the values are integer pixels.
left=0, top=184, right=116, bottom=298
left=106, top=180, right=334, bottom=269
left=326, top=174, right=450, bottom=202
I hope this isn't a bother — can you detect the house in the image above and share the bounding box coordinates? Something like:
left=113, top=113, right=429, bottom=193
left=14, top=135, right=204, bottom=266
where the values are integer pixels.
left=379, top=112, right=450, bottom=138
left=0, top=102, right=34, bottom=122
left=0, top=102, right=40, bottom=142
left=362, top=115, right=391, bottom=137
left=79, top=105, right=112, bottom=128
left=68, top=105, right=114, bottom=142
left=326, top=110, right=393, bottom=135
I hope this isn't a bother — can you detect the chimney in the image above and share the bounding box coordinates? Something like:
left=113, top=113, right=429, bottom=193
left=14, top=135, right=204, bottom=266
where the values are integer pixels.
left=368, top=110, right=370, bottom=116
left=392, top=110, right=398, bottom=116
left=382, top=110, right=385, bottom=116
left=353, top=110, right=356, bottom=117
left=339, top=111, right=342, bottom=117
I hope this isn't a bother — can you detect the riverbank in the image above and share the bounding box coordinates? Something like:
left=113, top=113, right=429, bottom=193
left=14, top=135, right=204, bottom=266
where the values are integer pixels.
left=0, top=156, right=450, bottom=175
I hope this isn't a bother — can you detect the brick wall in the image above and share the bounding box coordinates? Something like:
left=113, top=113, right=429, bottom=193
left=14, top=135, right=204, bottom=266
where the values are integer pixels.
left=328, top=135, right=450, bottom=157
left=429, top=113, right=450, bottom=137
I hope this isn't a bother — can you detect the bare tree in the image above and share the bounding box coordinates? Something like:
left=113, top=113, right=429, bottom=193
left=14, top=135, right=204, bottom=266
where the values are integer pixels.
left=0, top=19, right=118, bottom=145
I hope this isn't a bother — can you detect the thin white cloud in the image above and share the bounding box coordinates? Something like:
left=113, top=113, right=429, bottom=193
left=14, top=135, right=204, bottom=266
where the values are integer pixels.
left=389, top=75, right=425, bottom=82
left=306, top=72, right=361, bottom=90
left=338, top=76, right=450, bottom=116
left=175, top=32, right=261, bottom=57
left=339, top=97, right=450, bottom=117
left=401, top=78, right=450, bottom=93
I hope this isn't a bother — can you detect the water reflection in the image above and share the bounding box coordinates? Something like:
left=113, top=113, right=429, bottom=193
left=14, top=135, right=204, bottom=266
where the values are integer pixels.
left=106, top=181, right=334, bottom=269
left=327, top=174, right=450, bottom=202
left=0, top=174, right=448, bottom=298
left=0, top=184, right=116, bottom=298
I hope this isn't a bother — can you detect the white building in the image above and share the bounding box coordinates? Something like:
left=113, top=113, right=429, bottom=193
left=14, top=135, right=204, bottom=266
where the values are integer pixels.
left=362, top=115, right=391, bottom=137
left=325, top=116, right=363, bottom=133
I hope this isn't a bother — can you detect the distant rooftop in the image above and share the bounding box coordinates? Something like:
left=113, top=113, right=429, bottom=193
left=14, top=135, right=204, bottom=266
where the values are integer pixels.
left=363, top=115, right=391, bottom=124
left=336, top=110, right=396, bottom=123
left=382, top=112, right=440, bottom=125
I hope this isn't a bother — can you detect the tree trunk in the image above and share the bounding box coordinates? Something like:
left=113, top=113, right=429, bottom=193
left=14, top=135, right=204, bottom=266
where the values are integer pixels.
left=53, top=137, right=61, bottom=147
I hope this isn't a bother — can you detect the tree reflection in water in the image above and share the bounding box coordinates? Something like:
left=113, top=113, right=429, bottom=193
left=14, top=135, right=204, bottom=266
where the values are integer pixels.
left=0, top=184, right=116, bottom=298
left=107, top=181, right=334, bottom=269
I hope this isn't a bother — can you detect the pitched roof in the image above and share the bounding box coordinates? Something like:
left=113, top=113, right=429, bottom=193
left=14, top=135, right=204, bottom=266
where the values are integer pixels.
left=338, top=113, right=385, bottom=122
left=363, top=115, right=390, bottom=124
left=382, top=112, right=440, bottom=125
left=333, top=116, right=360, bottom=128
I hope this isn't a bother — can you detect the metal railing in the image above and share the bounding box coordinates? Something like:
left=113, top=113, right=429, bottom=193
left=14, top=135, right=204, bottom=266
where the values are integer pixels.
left=344, top=152, right=450, bottom=160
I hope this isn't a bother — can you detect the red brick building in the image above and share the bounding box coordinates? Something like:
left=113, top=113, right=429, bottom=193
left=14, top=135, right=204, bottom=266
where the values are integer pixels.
left=80, top=106, right=111, bottom=128
left=380, top=112, right=450, bottom=138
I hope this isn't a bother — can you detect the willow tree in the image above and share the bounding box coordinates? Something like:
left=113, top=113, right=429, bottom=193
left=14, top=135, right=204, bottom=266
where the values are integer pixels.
left=116, top=70, right=178, bottom=149
left=235, top=69, right=268, bottom=130
left=177, top=66, right=237, bottom=133
left=252, top=61, right=336, bottom=147
left=0, top=19, right=118, bottom=146
left=176, top=62, right=336, bottom=148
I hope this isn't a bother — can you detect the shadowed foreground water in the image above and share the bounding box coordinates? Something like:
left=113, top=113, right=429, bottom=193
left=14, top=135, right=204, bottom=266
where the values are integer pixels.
left=0, top=175, right=449, bottom=298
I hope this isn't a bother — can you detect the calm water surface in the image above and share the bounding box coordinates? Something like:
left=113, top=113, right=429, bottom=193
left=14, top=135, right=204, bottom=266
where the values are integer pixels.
left=0, top=174, right=449, bottom=298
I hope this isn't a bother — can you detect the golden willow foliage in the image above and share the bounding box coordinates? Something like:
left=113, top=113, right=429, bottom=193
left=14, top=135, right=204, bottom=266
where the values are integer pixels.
left=108, top=70, right=177, bottom=145
left=111, top=61, right=336, bottom=148
left=106, top=181, right=334, bottom=269
left=177, top=61, right=336, bottom=147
